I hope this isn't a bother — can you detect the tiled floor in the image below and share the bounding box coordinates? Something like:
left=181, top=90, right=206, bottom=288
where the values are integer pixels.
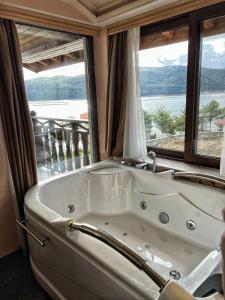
left=0, top=250, right=51, bottom=300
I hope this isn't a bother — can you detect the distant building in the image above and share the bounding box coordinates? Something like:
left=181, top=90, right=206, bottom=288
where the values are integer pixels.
left=215, top=119, right=225, bottom=131
left=80, top=112, right=88, bottom=120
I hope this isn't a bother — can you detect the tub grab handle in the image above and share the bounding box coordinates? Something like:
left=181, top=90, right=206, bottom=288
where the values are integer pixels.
left=67, top=221, right=169, bottom=291
left=16, top=219, right=49, bottom=247
left=172, top=171, right=225, bottom=189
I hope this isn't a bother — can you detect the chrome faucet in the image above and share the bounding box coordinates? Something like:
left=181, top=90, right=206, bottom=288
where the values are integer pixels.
left=120, top=151, right=157, bottom=173
left=147, top=151, right=157, bottom=173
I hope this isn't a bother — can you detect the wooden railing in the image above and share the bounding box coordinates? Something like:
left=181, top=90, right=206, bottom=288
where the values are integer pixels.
left=31, top=111, right=90, bottom=176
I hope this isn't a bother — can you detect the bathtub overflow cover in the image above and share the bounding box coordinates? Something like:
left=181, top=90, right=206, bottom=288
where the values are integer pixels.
left=67, top=204, right=75, bottom=213
left=170, top=270, right=181, bottom=280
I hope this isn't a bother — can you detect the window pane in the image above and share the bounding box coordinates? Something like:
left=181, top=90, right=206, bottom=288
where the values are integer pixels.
left=196, top=16, right=225, bottom=157
left=139, top=26, right=188, bottom=152
left=17, top=24, right=90, bottom=182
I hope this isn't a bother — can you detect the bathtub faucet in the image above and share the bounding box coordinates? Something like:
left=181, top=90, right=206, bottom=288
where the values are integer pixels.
left=120, top=151, right=157, bottom=173
left=147, top=151, right=157, bottom=173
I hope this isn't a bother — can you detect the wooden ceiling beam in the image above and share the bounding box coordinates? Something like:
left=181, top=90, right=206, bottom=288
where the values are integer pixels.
left=23, top=53, right=84, bottom=73
left=22, top=40, right=84, bottom=64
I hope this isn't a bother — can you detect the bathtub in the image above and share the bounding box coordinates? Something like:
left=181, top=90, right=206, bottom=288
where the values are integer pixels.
left=23, top=160, right=225, bottom=300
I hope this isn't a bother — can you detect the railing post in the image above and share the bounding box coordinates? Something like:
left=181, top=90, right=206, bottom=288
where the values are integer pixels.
left=31, top=111, right=45, bottom=168
left=72, top=122, right=81, bottom=169
left=65, top=130, right=73, bottom=171
left=56, top=128, right=65, bottom=173
left=81, top=132, right=90, bottom=166
left=49, top=120, right=58, bottom=173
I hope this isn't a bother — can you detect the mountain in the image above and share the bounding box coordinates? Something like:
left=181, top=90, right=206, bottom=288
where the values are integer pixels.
left=140, top=66, right=225, bottom=96
left=25, top=65, right=225, bottom=101
left=25, top=75, right=87, bottom=101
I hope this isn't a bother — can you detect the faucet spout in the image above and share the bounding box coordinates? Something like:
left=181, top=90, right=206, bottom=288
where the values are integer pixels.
left=147, top=151, right=157, bottom=173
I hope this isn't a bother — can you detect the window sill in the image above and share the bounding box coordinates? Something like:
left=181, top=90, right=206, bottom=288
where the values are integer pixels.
left=153, top=156, right=222, bottom=177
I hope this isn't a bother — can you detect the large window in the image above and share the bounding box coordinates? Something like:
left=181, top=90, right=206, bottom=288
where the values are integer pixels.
left=17, top=24, right=91, bottom=181
left=140, top=26, right=188, bottom=153
left=196, top=16, right=225, bottom=158
left=139, top=3, right=225, bottom=168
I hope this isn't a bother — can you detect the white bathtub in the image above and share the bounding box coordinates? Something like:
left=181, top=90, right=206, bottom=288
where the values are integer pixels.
left=24, top=160, right=225, bottom=300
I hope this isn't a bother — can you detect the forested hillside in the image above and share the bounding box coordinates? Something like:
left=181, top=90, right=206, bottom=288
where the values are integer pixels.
left=25, top=66, right=225, bottom=101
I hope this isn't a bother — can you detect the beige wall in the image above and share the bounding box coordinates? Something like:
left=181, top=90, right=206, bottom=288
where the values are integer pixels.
left=94, top=28, right=108, bottom=159
left=0, top=135, right=19, bottom=257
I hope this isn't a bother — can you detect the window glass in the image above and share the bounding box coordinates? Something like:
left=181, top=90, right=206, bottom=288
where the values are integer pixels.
left=196, top=16, right=225, bottom=157
left=139, top=26, right=189, bottom=152
left=17, top=24, right=90, bottom=181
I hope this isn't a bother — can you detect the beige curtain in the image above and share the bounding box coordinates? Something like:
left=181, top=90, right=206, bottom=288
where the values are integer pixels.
left=0, top=19, right=37, bottom=224
left=105, top=31, right=128, bottom=157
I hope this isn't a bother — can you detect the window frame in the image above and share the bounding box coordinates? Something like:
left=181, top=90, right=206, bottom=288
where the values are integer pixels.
left=140, top=2, right=225, bottom=168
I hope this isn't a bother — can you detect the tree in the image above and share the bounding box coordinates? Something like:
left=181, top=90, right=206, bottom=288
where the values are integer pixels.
left=200, top=100, right=221, bottom=131
left=174, top=110, right=186, bottom=132
left=153, top=107, right=175, bottom=135
left=143, top=110, right=153, bottom=140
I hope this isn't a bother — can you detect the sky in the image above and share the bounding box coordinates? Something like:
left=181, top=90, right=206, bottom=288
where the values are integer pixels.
left=139, top=35, right=225, bottom=68
left=23, top=33, right=225, bottom=80
left=23, top=62, right=85, bottom=80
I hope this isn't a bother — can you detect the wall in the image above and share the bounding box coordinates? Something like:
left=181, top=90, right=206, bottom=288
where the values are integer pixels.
left=94, top=28, right=108, bottom=159
left=0, top=133, right=19, bottom=257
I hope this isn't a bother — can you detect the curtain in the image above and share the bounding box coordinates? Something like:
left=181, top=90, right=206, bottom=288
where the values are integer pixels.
left=105, top=32, right=128, bottom=157
left=0, top=19, right=37, bottom=248
left=84, top=36, right=100, bottom=163
left=123, top=27, right=146, bottom=159
left=220, top=131, right=225, bottom=176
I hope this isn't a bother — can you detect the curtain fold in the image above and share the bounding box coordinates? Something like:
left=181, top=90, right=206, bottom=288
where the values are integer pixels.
left=220, top=131, right=225, bottom=176
left=0, top=19, right=37, bottom=223
left=123, top=27, right=146, bottom=159
left=84, top=36, right=100, bottom=163
left=105, top=32, right=128, bottom=157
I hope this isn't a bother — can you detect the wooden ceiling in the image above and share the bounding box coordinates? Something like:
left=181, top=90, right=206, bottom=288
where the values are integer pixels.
left=58, top=0, right=181, bottom=26
left=17, top=24, right=84, bottom=72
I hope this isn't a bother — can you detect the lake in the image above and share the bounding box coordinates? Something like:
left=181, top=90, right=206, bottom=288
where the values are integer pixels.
left=142, top=92, right=225, bottom=116
left=28, top=92, right=225, bottom=119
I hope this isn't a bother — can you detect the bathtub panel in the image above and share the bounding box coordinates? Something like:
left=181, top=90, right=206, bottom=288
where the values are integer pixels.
left=31, top=257, right=103, bottom=300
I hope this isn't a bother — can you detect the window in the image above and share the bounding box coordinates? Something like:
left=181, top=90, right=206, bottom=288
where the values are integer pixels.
left=140, top=3, right=225, bottom=168
left=17, top=24, right=91, bottom=181
left=140, top=26, right=188, bottom=154
left=196, top=16, right=225, bottom=158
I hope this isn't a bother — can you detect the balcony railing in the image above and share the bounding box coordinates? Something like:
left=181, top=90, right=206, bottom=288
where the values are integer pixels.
left=31, top=111, right=90, bottom=180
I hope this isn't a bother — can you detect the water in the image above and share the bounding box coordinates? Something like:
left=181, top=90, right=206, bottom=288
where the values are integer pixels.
left=142, top=92, right=225, bottom=116
left=29, top=99, right=88, bottom=119
left=28, top=92, right=225, bottom=120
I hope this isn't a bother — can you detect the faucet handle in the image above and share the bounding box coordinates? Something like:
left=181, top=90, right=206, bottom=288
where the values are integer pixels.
left=147, top=151, right=156, bottom=160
